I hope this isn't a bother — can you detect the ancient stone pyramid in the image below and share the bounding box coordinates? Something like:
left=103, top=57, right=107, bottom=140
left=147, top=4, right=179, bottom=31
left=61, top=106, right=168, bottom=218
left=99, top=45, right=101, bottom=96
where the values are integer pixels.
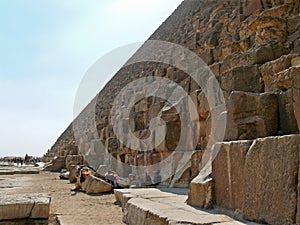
left=44, top=0, right=300, bottom=224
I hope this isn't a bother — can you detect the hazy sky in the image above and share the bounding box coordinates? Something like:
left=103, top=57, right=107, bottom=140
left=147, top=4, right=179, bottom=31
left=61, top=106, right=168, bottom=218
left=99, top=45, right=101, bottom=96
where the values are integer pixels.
left=0, top=0, right=183, bottom=157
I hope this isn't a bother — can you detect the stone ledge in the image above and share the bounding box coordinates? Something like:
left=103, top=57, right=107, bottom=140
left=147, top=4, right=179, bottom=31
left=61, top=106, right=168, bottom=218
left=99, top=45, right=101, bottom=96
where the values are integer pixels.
left=0, top=193, right=51, bottom=221
left=0, top=168, right=39, bottom=175
left=115, top=188, right=259, bottom=225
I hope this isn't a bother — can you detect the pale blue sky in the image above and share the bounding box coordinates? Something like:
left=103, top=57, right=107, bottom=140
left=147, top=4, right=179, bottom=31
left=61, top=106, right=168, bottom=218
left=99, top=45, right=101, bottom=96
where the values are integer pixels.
left=0, top=0, right=183, bottom=157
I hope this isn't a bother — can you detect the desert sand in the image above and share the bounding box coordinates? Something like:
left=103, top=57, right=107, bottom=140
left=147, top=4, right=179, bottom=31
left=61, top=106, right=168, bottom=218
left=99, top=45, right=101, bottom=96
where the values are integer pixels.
left=0, top=170, right=124, bottom=225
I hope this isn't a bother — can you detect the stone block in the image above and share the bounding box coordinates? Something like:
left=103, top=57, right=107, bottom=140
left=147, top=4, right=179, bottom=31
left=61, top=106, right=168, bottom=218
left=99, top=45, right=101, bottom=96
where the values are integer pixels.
left=212, top=140, right=252, bottom=211
left=0, top=193, right=50, bottom=220
left=287, top=15, right=300, bottom=35
left=227, top=91, right=278, bottom=140
left=156, top=121, right=181, bottom=152
left=221, top=42, right=285, bottom=74
left=105, top=138, right=119, bottom=154
left=264, top=65, right=300, bottom=92
left=260, top=53, right=300, bottom=92
left=243, top=135, right=300, bottom=225
left=242, top=0, right=263, bottom=17
left=220, top=65, right=262, bottom=93
left=278, top=90, right=299, bottom=134
left=166, top=67, right=189, bottom=83
left=187, top=176, right=214, bottom=209
left=65, top=155, right=84, bottom=171
left=81, top=174, right=112, bottom=194
left=249, top=17, right=287, bottom=45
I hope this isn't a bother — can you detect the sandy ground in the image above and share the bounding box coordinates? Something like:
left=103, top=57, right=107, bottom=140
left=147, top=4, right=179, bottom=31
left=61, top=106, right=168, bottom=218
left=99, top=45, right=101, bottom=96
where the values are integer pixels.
left=0, top=170, right=125, bottom=225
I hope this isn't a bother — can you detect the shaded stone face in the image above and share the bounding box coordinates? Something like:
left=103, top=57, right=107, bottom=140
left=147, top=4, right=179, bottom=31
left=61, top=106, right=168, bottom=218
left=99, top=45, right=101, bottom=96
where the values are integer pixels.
left=81, top=174, right=112, bottom=194
left=212, top=140, right=253, bottom=212
left=243, top=135, right=300, bottom=225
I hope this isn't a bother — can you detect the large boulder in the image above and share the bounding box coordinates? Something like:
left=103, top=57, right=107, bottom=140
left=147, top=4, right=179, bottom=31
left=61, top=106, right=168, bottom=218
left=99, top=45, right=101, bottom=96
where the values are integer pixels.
left=81, top=174, right=112, bottom=194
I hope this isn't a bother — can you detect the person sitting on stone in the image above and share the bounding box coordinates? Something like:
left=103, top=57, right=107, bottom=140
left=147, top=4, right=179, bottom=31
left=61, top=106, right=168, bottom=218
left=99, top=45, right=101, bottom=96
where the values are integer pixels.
left=71, top=166, right=94, bottom=191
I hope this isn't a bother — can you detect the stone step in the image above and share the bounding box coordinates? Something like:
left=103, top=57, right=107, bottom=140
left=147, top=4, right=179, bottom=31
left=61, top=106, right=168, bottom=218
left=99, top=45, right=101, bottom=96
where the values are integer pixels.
left=0, top=167, right=40, bottom=175
left=114, top=188, right=259, bottom=225
left=0, top=193, right=51, bottom=221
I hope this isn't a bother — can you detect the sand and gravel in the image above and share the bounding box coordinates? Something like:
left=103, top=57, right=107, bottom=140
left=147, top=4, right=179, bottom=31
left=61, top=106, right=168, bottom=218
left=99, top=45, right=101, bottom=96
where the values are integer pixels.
left=0, top=169, right=124, bottom=225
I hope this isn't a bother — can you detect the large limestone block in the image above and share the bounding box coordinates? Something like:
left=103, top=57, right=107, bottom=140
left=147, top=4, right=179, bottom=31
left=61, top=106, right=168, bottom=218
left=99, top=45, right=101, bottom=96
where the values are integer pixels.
left=81, top=174, right=112, bottom=194
left=268, top=65, right=300, bottom=134
left=249, top=17, right=287, bottom=45
left=0, top=193, right=50, bottom=220
left=260, top=54, right=300, bottom=92
left=65, top=155, right=83, bottom=171
left=220, top=65, right=262, bottom=93
left=243, top=135, right=300, bottom=225
left=278, top=89, right=299, bottom=134
left=212, top=140, right=253, bottom=212
left=30, top=195, right=51, bottom=219
left=226, top=91, right=278, bottom=140
left=187, top=176, right=214, bottom=209
left=220, top=41, right=286, bottom=74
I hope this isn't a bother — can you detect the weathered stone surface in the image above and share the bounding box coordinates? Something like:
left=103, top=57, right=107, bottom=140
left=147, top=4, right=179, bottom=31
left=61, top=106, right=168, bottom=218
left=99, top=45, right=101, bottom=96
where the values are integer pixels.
left=260, top=58, right=300, bottom=133
left=220, top=41, right=286, bottom=74
left=278, top=89, right=299, bottom=134
left=43, top=156, right=65, bottom=172
left=65, top=155, right=84, bottom=171
left=226, top=91, right=278, bottom=140
left=250, top=17, right=288, bottom=45
left=0, top=193, right=50, bottom=220
left=220, top=65, right=262, bottom=93
left=187, top=176, right=214, bottom=209
left=81, top=174, right=112, bottom=194
left=212, top=140, right=252, bottom=212
left=243, top=135, right=300, bottom=225
left=117, top=188, right=244, bottom=225
left=260, top=54, right=300, bottom=92
left=263, top=63, right=300, bottom=92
